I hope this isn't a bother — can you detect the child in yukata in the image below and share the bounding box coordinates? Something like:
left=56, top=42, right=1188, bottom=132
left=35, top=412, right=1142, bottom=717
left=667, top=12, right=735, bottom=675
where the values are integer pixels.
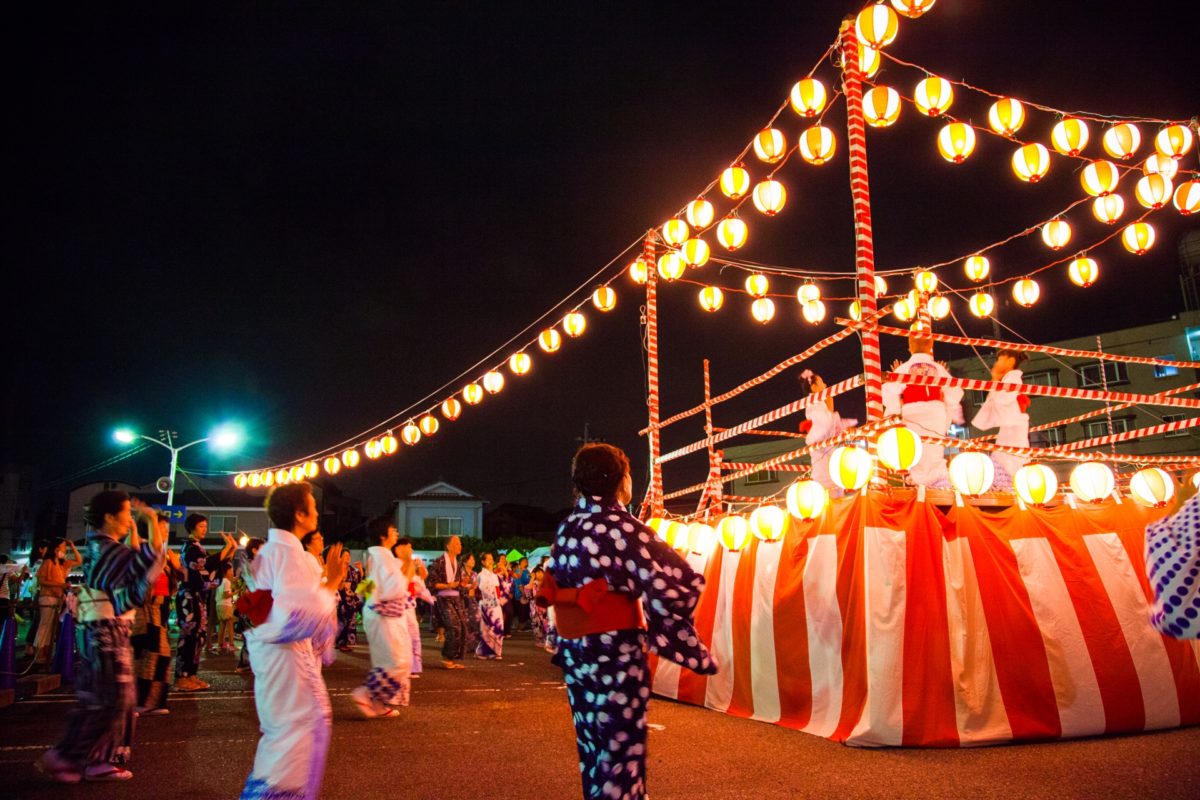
left=971, top=348, right=1031, bottom=491
left=798, top=369, right=858, bottom=494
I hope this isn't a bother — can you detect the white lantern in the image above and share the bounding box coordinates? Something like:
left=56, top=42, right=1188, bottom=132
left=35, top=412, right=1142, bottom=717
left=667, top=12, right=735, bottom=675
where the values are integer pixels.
left=1128, top=467, right=1175, bottom=508
left=987, top=97, right=1025, bottom=136
left=786, top=480, right=829, bottom=521
left=1014, top=464, right=1058, bottom=506
left=751, top=297, right=776, bottom=324
left=718, top=515, right=752, bottom=551
left=949, top=452, right=995, bottom=496
left=914, top=76, right=954, bottom=116
left=562, top=311, right=587, bottom=338
left=1070, top=462, right=1116, bottom=503
left=716, top=217, right=749, bottom=250
left=789, top=78, right=827, bottom=118
left=1102, top=123, right=1141, bottom=160
left=876, top=426, right=923, bottom=472
left=750, top=504, right=787, bottom=542
left=828, top=446, right=873, bottom=491
left=802, top=300, right=826, bottom=324
left=686, top=199, right=715, bottom=229
left=1155, top=124, right=1195, bottom=160
left=686, top=522, right=717, bottom=555
left=482, top=370, right=505, bottom=394
left=1041, top=219, right=1072, bottom=250
left=1012, top=278, right=1040, bottom=307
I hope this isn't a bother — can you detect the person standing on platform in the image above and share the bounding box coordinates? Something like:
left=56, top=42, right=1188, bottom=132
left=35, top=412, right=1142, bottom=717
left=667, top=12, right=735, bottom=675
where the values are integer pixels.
left=882, top=331, right=964, bottom=488
left=798, top=369, right=858, bottom=493
left=239, top=482, right=345, bottom=800
left=426, top=535, right=468, bottom=669
left=174, top=514, right=235, bottom=691
left=971, top=348, right=1031, bottom=490
left=538, top=444, right=717, bottom=800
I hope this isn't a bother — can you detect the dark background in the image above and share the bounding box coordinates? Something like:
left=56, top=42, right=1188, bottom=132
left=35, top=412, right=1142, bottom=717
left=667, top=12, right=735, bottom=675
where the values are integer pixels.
left=5, top=0, right=1198, bottom=524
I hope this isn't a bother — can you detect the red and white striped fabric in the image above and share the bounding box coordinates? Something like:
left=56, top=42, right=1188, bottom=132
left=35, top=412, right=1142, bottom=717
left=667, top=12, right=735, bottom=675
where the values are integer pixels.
left=649, top=492, right=1200, bottom=746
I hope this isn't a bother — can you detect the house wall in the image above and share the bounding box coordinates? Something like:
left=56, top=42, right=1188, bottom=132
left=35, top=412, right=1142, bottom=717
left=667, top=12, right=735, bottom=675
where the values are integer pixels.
left=395, top=499, right=484, bottom=538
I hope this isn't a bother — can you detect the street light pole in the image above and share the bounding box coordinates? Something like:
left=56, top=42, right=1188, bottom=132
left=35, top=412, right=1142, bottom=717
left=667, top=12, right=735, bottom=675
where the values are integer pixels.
left=114, top=424, right=241, bottom=505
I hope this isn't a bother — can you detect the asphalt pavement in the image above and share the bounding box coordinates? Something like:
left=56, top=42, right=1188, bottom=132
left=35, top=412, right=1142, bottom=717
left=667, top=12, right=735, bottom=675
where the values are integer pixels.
left=3, top=631, right=1198, bottom=800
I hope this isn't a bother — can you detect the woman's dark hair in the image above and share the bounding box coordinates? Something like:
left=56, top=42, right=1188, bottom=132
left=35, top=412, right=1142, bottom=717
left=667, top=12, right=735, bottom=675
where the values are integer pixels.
left=996, top=347, right=1030, bottom=368
left=32, top=540, right=51, bottom=560
left=396, top=536, right=412, bottom=547
left=571, top=443, right=630, bottom=500
left=246, top=538, right=266, bottom=559
left=266, top=483, right=313, bottom=530
left=532, top=566, right=543, bottom=576
left=185, top=513, right=208, bottom=533
left=797, top=369, right=817, bottom=399
left=49, top=537, right=69, bottom=564
left=367, top=515, right=394, bottom=545
left=300, top=531, right=322, bottom=551
left=85, top=490, right=130, bottom=530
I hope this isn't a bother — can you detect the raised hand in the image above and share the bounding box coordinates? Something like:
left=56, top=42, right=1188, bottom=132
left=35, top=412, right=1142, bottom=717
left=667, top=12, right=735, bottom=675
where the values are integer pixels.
left=324, top=544, right=347, bottom=588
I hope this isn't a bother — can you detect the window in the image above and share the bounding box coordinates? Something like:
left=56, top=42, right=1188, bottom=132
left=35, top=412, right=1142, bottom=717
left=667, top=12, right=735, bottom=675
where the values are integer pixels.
left=1084, top=418, right=1132, bottom=438
left=1078, top=362, right=1128, bottom=388
left=744, top=469, right=779, bottom=485
left=208, top=515, right=238, bottom=533
left=1153, top=355, right=1179, bottom=378
left=1041, top=427, right=1067, bottom=446
left=422, top=516, right=463, bottom=537
left=1163, top=413, right=1191, bottom=438
left=1024, top=370, right=1060, bottom=387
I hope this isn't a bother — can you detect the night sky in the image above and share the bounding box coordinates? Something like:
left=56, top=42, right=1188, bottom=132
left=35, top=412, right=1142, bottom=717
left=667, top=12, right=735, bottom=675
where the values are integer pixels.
left=7, top=1, right=1198, bottom=522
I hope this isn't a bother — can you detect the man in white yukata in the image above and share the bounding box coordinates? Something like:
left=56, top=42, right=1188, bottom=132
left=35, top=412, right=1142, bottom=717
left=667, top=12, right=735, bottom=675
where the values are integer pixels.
left=971, top=348, right=1031, bottom=490
left=240, top=482, right=346, bottom=800
left=883, top=331, right=964, bottom=488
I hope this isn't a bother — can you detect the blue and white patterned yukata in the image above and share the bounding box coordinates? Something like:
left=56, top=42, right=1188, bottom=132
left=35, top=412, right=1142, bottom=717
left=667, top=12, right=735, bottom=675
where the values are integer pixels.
left=550, top=495, right=717, bottom=800
left=475, top=568, right=504, bottom=658
left=1146, top=493, right=1200, bottom=638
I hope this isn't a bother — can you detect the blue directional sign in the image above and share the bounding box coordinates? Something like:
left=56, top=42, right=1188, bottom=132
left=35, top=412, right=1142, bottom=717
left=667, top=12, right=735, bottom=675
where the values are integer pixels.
left=154, top=505, right=188, bottom=523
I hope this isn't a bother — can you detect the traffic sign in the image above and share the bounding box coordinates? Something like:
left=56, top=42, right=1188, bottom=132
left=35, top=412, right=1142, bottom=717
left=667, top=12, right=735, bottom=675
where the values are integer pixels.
left=154, top=504, right=188, bottom=522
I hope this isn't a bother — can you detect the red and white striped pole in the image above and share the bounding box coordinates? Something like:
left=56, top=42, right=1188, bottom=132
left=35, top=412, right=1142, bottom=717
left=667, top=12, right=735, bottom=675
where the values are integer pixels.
left=839, top=20, right=884, bottom=423
left=641, top=232, right=664, bottom=517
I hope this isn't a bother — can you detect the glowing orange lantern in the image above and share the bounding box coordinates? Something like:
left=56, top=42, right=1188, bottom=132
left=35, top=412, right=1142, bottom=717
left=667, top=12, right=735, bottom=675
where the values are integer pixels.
left=380, top=435, right=398, bottom=455
left=718, top=515, right=752, bottom=551
left=751, top=297, right=776, bottom=324
left=877, top=425, right=923, bottom=472
left=1155, top=124, right=1195, bottom=160
left=508, top=352, right=532, bottom=375
left=441, top=398, right=462, bottom=420
left=753, top=128, right=787, bottom=164
left=628, top=258, right=648, bottom=285
left=856, top=4, right=899, bottom=47
left=1068, top=256, right=1099, bottom=287
left=891, top=0, right=936, bottom=18
left=1092, top=194, right=1124, bottom=224
left=234, top=473, right=248, bottom=489
left=829, top=446, right=873, bottom=491
left=964, top=255, right=990, bottom=282
left=562, top=311, right=587, bottom=338
left=893, top=297, right=916, bottom=322
left=482, top=370, right=505, bottom=394
left=419, top=415, right=439, bottom=436
left=686, top=199, right=714, bottom=229
left=914, top=269, right=938, bottom=294
left=1041, top=219, right=1072, bottom=250
left=1070, top=462, right=1115, bottom=503
left=716, top=217, right=748, bottom=250
left=786, top=480, right=829, bottom=521
left=798, top=126, right=836, bottom=165
left=752, top=180, right=788, bottom=214
left=859, top=44, right=882, bottom=77
left=657, top=252, right=685, bottom=281
left=874, top=275, right=888, bottom=295
left=661, top=219, right=689, bottom=246
left=698, top=286, right=724, bottom=312
left=1175, top=180, right=1200, bottom=215
left=322, top=457, right=340, bottom=476
left=927, top=294, right=950, bottom=320
left=789, top=77, right=827, bottom=118
left=1080, top=160, right=1120, bottom=197
left=797, top=283, right=821, bottom=304
left=275, top=468, right=291, bottom=485
left=1011, top=278, right=1040, bottom=307
left=1014, top=464, right=1057, bottom=506
left=1129, top=467, right=1175, bottom=508
left=538, top=328, right=562, bottom=353
left=1121, top=222, right=1156, bottom=255
left=720, top=165, right=751, bottom=200
left=987, top=97, right=1025, bottom=136
left=1142, top=153, right=1178, bottom=180
left=364, top=439, right=382, bottom=460
left=1012, top=143, right=1050, bottom=182
left=914, top=76, right=954, bottom=116
left=937, top=122, right=975, bottom=163
left=341, top=448, right=360, bottom=468
left=463, top=382, right=485, bottom=405
left=1051, top=118, right=1090, bottom=156
left=401, top=424, right=421, bottom=446
left=750, top=504, right=787, bottom=542
left=801, top=300, right=826, bottom=324
left=863, top=86, right=902, bottom=127
left=745, top=273, right=769, bottom=297
left=969, top=292, right=994, bottom=318
left=592, top=286, right=616, bottom=312
left=1102, top=123, right=1141, bottom=160
left=686, top=522, right=717, bottom=555
left=1135, top=174, right=1172, bottom=209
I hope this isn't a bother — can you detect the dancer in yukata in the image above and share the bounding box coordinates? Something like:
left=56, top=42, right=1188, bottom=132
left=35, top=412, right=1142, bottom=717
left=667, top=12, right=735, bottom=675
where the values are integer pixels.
left=239, top=482, right=346, bottom=800
left=528, top=566, right=551, bottom=649
left=883, top=330, right=964, bottom=488
left=460, top=552, right=480, bottom=656
left=1146, top=484, right=1200, bottom=639
left=971, top=348, right=1031, bottom=490
left=351, top=516, right=413, bottom=718
left=798, top=369, right=858, bottom=493
left=474, top=552, right=504, bottom=660
left=537, top=443, right=717, bottom=800
left=426, top=536, right=469, bottom=669
left=392, top=536, right=433, bottom=677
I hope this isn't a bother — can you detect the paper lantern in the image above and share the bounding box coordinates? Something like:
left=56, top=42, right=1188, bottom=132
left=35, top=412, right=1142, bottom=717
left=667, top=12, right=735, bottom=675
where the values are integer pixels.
left=1070, top=462, right=1115, bottom=503
left=301, top=463, right=317, bottom=480
left=1041, top=219, right=1072, bottom=250
left=1080, top=160, right=1120, bottom=197
left=401, top=424, right=421, bottom=446
left=538, top=328, right=562, bottom=353
left=752, top=180, right=788, bottom=214
left=937, top=122, right=975, bottom=163
left=562, top=311, right=587, bottom=338
left=1092, top=194, right=1125, bottom=224
left=745, top=273, right=770, bottom=297
left=1012, top=278, right=1040, bottom=307
left=786, top=480, right=829, bottom=521
left=1135, top=174, right=1173, bottom=209
left=969, top=292, right=995, bottom=318
left=463, top=382, right=485, bottom=405
left=628, top=258, right=649, bottom=284
left=508, top=352, right=532, bottom=375
left=1013, top=464, right=1057, bottom=506
left=750, top=504, right=787, bottom=542
left=927, top=294, right=950, bottom=319
left=646, top=517, right=667, bottom=540
left=380, top=435, right=398, bottom=455
left=875, top=275, right=888, bottom=295
left=247, top=471, right=265, bottom=488
left=341, top=448, right=360, bottom=468
left=891, top=0, right=936, bottom=19
left=877, top=426, right=923, bottom=472
left=419, top=414, right=440, bottom=436
left=698, top=285, right=724, bottom=312
left=1051, top=118, right=1089, bottom=156
left=1121, top=222, right=1156, bottom=255
left=1102, top=123, right=1141, bottom=160
left=657, top=252, right=686, bottom=281
left=829, top=446, right=873, bottom=491
left=716, top=217, right=748, bottom=251
left=482, top=370, right=505, bottom=394
left=849, top=300, right=862, bottom=321
left=797, top=283, right=821, bottom=304
left=963, top=255, right=989, bottom=282
left=233, top=473, right=248, bottom=489
left=1156, top=124, right=1195, bottom=160
left=1129, top=467, right=1175, bottom=508
left=1068, top=256, right=1099, bottom=287
left=364, top=439, right=382, bottom=459
left=661, top=219, right=690, bottom=246
left=914, top=76, right=954, bottom=116
left=660, top=520, right=687, bottom=550
left=802, top=300, right=826, bottom=324
left=592, top=286, right=616, bottom=312
left=1012, top=143, right=1051, bottom=182
left=914, top=269, right=938, bottom=293
left=949, top=452, right=994, bottom=496
left=720, top=165, right=751, bottom=199
left=261, top=470, right=275, bottom=487
left=859, top=44, right=882, bottom=78
left=441, top=398, right=462, bottom=420
left=856, top=4, right=899, bottom=47
left=275, top=468, right=291, bottom=485
left=893, top=297, right=916, bottom=322
left=863, top=86, right=902, bottom=127
left=315, top=456, right=336, bottom=476
left=1175, top=180, right=1200, bottom=215
left=987, top=97, right=1025, bottom=136
left=1192, top=472, right=1200, bottom=491
left=753, top=128, right=787, bottom=163
left=1142, top=152, right=1179, bottom=180
left=686, top=522, right=717, bottom=555
left=751, top=297, right=776, bottom=324
left=718, top=515, right=752, bottom=551
left=686, top=199, right=714, bottom=229
left=789, top=77, right=827, bottom=117
left=798, top=126, right=836, bottom=165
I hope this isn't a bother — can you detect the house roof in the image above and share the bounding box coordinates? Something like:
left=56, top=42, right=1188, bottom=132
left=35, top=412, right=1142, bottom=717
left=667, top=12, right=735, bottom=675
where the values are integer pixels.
left=397, top=480, right=486, bottom=503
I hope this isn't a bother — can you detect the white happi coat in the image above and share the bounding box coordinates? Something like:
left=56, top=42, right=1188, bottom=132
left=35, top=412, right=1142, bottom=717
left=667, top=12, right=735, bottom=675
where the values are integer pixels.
left=243, top=528, right=338, bottom=800
left=971, top=368, right=1029, bottom=480
left=363, top=547, right=413, bottom=677
left=882, top=353, right=964, bottom=487
left=805, top=401, right=858, bottom=493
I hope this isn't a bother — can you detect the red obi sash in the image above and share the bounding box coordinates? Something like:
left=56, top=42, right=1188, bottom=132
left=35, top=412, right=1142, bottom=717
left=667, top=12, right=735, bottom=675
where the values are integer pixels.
left=1017, top=393, right=1030, bottom=413
left=535, top=572, right=645, bottom=639
left=901, top=385, right=943, bottom=404
left=234, top=589, right=273, bottom=627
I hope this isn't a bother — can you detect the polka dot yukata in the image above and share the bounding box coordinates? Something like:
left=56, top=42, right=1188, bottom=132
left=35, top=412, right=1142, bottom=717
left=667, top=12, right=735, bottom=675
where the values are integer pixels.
left=1146, top=493, right=1200, bottom=639
left=550, top=495, right=717, bottom=800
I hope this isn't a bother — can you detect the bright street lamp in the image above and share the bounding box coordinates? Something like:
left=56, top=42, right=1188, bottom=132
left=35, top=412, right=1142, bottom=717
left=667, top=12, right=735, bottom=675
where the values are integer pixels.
left=112, top=424, right=244, bottom=505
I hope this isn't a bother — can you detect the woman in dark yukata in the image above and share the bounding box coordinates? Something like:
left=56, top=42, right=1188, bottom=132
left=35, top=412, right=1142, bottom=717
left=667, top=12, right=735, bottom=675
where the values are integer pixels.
left=539, top=443, right=717, bottom=800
